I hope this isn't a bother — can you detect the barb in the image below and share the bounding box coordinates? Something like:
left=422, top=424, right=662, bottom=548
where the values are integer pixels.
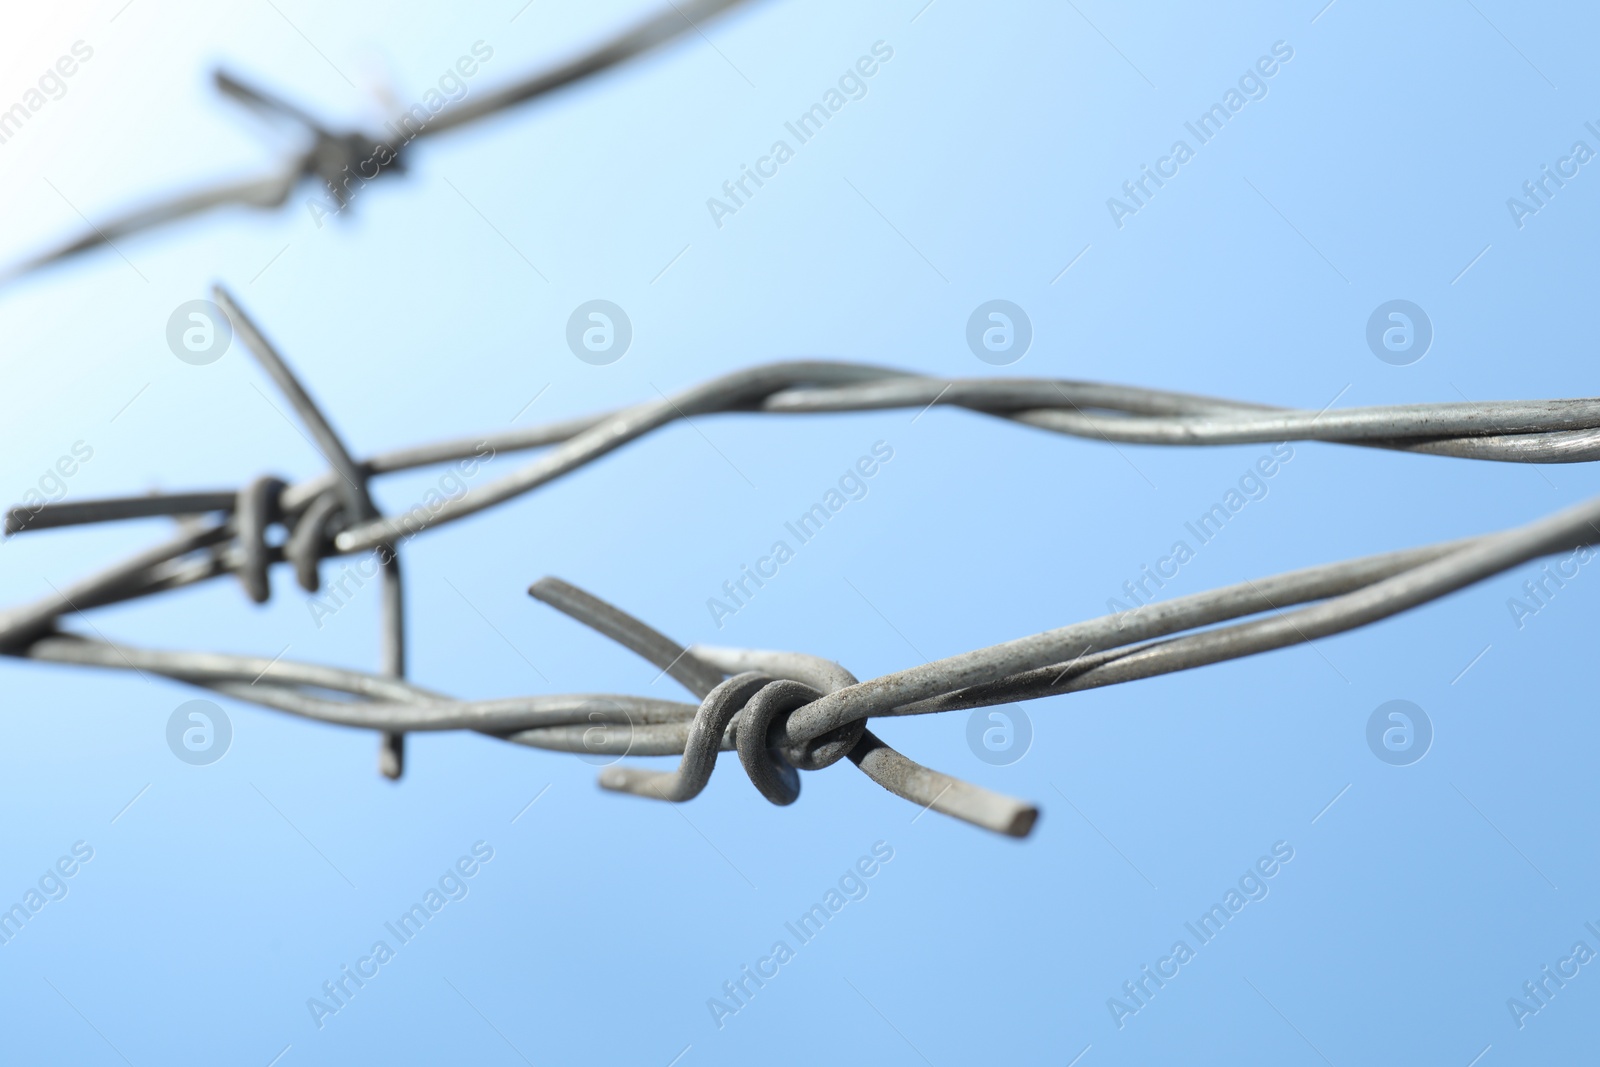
left=3, top=298, right=1599, bottom=836
left=0, top=0, right=757, bottom=284
left=7, top=501, right=1599, bottom=837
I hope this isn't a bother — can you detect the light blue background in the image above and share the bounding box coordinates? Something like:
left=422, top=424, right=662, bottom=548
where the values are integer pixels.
left=0, top=1, right=1596, bottom=1063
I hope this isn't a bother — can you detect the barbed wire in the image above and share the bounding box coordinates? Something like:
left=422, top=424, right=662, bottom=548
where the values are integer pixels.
left=2, top=286, right=1597, bottom=837
left=0, top=0, right=756, bottom=285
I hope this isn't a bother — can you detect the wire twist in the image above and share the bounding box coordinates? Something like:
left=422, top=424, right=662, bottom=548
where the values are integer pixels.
left=4, top=290, right=1598, bottom=837
left=0, top=0, right=757, bottom=285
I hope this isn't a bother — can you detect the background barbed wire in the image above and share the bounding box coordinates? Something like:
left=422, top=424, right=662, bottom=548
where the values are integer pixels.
left=1, top=0, right=1597, bottom=1064
left=5, top=285, right=1599, bottom=838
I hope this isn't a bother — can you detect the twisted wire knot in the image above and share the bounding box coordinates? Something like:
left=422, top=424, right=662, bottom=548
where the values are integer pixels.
left=738, top=678, right=866, bottom=805
left=599, top=670, right=866, bottom=807
left=521, top=577, right=1042, bottom=835
left=233, top=480, right=357, bottom=603
left=285, top=489, right=347, bottom=592
left=235, top=475, right=288, bottom=604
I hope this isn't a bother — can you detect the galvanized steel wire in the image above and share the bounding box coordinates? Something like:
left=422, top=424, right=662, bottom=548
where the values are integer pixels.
left=0, top=0, right=758, bottom=284
left=3, top=287, right=1598, bottom=837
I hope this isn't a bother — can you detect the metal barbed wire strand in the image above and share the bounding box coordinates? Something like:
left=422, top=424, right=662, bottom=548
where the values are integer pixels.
left=212, top=287, right=410, bottom=776
left=324, top=376, right=1600, bottom=553
left=3, top=292, right=1599, bottom=835
left=0, top=0, right=757, bottom=284
left=8, top=357, right=1600, bottom=554
left=11, top=587, right=1039, bottom=835
left=762, top=380, right=1600, bottom=463
left=7, top=492, right=1599, bottom=837
left=6, top=346, right=1599, bottom=636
